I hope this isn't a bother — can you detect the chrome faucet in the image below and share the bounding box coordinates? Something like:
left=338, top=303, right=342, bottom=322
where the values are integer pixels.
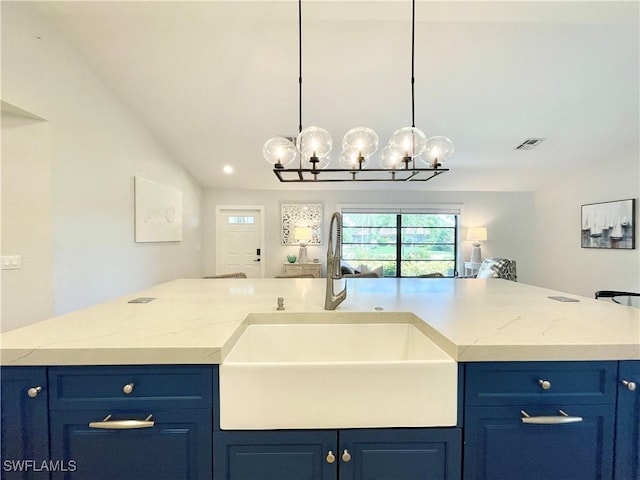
left=325, top=212, right=347, bottom=310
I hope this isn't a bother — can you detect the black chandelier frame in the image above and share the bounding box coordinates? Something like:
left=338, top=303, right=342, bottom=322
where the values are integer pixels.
left=271, top=0, right=449, bottom=183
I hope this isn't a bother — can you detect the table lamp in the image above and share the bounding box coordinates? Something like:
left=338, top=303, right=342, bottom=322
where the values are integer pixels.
left=294, top=226, right=313, bottom=264
left=467, top=227, right=487, bottom=264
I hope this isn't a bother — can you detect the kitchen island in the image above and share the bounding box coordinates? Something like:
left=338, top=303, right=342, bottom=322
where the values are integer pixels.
left=1, top=278, right=638, bottom=480
left=1, top=277, right=638, bottom=365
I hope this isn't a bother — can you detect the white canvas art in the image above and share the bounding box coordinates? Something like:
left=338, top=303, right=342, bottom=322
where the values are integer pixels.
left=135, top=177, right=183, bottom=242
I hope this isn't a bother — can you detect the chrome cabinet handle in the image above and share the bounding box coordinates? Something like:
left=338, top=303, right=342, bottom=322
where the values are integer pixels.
left=27, top=386, right=42, bottom=398
left=122, top=383, right=135, bottom=394
left=341, top=449, right=352, bottom=462
left=88, top=414, right=154, bottom=429
left=538, top=379, right=551, bottom=390
left=521, top=410, right=582, bottom=424
left=622, top=380, right=637, bottom=391
left=326, top=451, right=336, bottom=464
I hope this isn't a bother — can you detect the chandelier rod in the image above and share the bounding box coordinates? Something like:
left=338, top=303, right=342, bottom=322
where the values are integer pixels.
left=411, top=0, right=416, bottom=128
left=298, top=0, right=303, bottom=135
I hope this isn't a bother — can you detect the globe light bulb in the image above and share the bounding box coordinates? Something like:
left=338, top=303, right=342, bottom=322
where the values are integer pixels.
left=301, top=151, right=331, bottom=170
left=421, top=136, right=454, bottom=167
left=340, top=146, right=368, bottom=169
left=263, top=137, right=297, bottom=167
left=297, top=126, right=332, bottom=160
left=342, top=127, right=378, bottom=158
left=379, top=145, right=405, bottom=169
left=389, top=127, right=427, bottom=157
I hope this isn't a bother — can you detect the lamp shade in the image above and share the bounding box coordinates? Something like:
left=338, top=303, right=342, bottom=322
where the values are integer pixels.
left=294, top=226, right=313, bottom=242
left=467, top=227, right=487, bottom=242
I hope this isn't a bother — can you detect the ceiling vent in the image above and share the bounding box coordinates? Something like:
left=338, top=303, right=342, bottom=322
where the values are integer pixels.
left=514, top=138, right=546, bottom=150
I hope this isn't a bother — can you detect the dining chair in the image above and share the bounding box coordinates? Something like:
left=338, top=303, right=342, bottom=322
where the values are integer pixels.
left=594, top=290, right=640, bottom=300
left=204, top=272, right=247, bottom=279
left=275, top=274, right=316, bottom=278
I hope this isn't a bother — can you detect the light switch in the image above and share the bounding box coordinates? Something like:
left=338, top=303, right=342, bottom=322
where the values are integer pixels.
left=1, top=255, right=22, bottom=270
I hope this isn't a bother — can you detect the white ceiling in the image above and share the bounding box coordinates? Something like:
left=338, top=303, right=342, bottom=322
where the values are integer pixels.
left=30, top=1, right=639, bottom=192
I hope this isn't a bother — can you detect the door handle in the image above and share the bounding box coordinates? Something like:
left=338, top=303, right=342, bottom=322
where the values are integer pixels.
left=254, top=258, right=261, bottom=262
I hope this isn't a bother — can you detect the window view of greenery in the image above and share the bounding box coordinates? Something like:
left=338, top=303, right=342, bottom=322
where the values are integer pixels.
left=342, top=213, right=457, bottom=277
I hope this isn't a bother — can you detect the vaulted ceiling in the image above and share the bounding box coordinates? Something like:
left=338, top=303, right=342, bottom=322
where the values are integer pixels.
left=30, top=1, right=639, bottom=191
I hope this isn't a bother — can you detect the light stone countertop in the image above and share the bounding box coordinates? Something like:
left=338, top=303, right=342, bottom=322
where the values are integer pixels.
left=1, top=278, right=638, bottom=365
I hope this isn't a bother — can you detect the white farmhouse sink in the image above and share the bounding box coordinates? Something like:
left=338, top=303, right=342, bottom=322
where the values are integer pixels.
left=219, top=319, right=457, bottom=429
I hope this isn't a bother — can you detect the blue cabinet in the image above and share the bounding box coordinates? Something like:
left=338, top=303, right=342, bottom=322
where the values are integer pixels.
left=464, top=404, right=614, bottom=480
left=615, top=360, right=640, bottom=480
left=47, top=365, right=214, bottom=480
left=340, top=428, right=461, bottom=480
left=0, top=367, right=50, bottom=479
left=49, top=409, right=211, bottom=480
left=214, top=430, right=335, bottom=480
left=214, top=428, right=461, bottom=480
left=4, top=360, right=639, bottom=480
left=463, top=361, right=617, bottom=480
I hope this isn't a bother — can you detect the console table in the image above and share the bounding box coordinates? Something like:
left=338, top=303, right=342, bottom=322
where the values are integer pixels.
left=283, top=263, right=322, bottom=278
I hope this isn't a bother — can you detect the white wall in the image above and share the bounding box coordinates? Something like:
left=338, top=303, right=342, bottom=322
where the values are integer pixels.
left=532, top=146, right=640, bottom=297
left=204, top=189, right=536, bottom=283
left=1, top=108, right=54, bottom=332
left=1, top=3, right=204, bottom=326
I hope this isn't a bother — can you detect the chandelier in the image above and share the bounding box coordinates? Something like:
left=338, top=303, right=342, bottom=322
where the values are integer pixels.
left=263, top=0, right=453, bottom=183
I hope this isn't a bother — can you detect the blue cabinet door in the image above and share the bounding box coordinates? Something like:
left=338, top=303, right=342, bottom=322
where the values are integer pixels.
left=464, top=404, right=615, bottom=480
left=49, top=409, right=212, bottom=480
left=214, top=430, right=336, bottom=480
left=1, top=367, right=50, bottom=480
left=339, top=428, right=462, bottom=480
left=615, top=360, right=640, bottom=480
left=214, top=428, right=461, bottom=480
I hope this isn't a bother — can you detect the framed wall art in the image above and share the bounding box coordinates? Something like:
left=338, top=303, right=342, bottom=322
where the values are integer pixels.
left=281, top=203, right=322, bottom=245
left=581, top=198, right=635, bottom=249
left=134, top=177, right=183, bottom=242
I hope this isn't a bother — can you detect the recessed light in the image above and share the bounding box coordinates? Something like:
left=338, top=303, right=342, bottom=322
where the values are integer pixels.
left=223, top=165, right=234, bottom=175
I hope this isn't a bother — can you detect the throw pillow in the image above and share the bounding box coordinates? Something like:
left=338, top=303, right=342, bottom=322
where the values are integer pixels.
left=476, top=259, right=499, bottom=278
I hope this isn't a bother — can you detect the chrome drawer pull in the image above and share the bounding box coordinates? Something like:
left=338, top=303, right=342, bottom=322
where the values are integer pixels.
left=326, top=451, right=336, bottom=464
left=122, top=383, right=135, bottom=394
left=622, top=380, right=637, bottom=391
left=88, top=414, right=154, bottom=429
left=520, top=410, right=583, bottom=424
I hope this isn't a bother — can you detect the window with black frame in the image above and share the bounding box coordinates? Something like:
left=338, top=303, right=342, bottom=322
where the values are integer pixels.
left=342, top=212, right=458, bottom=277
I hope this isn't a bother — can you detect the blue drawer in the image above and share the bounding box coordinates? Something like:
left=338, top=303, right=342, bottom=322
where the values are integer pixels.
left=465, top=361, right=617, bottom=406
left=464, top=403, right=615, bottom=480
left=49, top=365, right=214, bottom=410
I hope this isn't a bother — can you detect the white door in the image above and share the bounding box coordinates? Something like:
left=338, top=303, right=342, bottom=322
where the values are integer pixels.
left=216, top=207, right=264, bottom=278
